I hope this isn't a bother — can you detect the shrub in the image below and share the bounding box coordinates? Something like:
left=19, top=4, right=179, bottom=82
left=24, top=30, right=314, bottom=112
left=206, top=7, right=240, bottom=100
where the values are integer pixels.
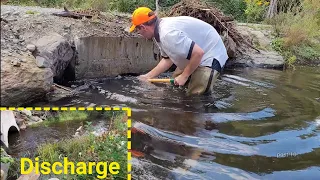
left=108, top=0, right=155, bottom=13
left=206, top=0, right=247, bottom=21
left=244, top=0, right=269, bottom=23
left=268, top=0, right=320, bottom=65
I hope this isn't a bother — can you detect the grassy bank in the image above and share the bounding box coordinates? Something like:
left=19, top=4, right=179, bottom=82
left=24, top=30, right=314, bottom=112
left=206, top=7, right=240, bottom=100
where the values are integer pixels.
left=29, top=110, right=90, bottom=128
left=267, top=0, right=320, bottom=67
left=7, top=110, right=128, bottom=180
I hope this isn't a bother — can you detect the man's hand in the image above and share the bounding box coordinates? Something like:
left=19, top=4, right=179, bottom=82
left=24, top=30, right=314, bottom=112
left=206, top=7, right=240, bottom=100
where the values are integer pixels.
left=174, top=74, right=189, bottom=86
left=137, top=58, right=173, bottom=82
left=137, top=74, right=149, bottom=81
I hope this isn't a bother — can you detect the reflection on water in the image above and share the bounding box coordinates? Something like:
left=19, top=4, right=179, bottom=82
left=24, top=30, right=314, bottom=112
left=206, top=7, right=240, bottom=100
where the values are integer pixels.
left=28, top=66, right=320, bottom=179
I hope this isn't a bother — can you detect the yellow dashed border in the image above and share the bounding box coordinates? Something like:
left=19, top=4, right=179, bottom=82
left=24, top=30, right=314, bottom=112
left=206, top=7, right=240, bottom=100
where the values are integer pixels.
left=0, top=106, right=132, bottom=180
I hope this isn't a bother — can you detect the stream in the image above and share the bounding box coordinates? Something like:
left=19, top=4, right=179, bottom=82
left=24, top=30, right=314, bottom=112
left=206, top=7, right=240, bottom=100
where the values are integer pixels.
left=10, top=66, right=320, bottom=179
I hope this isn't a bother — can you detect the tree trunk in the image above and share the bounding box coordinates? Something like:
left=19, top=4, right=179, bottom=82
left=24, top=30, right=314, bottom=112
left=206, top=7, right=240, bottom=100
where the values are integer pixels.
left=266, top=0, right=278, bottom=18
left=155, top=0, right=160, bottom=15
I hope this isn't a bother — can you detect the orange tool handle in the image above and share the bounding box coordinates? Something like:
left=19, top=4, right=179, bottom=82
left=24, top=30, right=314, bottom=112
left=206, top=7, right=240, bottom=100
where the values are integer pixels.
left=147, top=78, right=174, bottom=84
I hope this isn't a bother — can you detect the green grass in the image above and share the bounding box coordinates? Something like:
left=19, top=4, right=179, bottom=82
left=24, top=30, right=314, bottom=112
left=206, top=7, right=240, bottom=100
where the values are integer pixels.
left=29, top=111, right=89, bottom=128
left=7, top=111, right=128, bottom=180
left=1, top=147, right=14, bottom=164
left=49, top=111, right=89, bottom=122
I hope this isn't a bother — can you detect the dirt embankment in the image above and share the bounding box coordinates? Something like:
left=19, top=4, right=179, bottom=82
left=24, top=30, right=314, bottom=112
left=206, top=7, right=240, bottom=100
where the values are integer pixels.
left=0, top=5, right=136, bottom=106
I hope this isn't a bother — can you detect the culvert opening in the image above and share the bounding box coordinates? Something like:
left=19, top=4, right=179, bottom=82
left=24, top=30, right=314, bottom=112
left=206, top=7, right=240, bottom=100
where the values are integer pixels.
left=54, top=35, right=182, bottom=89
left=57, top=36, right=162, bottom=85
left=55, top=56, right=76, bottom=87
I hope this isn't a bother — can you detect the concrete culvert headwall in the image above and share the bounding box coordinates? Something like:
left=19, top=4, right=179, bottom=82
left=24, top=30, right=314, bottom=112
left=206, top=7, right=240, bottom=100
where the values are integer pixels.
left=73, top=36, right=161, bottom=80
left=1, top=110, right=20, bottom=149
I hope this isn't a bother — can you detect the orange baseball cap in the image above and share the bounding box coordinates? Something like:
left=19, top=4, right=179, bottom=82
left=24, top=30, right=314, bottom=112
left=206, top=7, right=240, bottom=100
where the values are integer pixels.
left=129, top=7, right=156, bottom=33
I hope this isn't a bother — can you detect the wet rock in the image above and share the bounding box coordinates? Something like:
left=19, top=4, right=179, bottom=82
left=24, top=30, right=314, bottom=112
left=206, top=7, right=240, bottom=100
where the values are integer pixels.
left=26, top=44, right=36, bottom=52
left=46, top=84, right=74, bottom=102
left=34, top=111, right=53, bottom=120
left=20, top=122, right=27, bottom=130
left=15, top=117, right=24, bottom=126
left=31, top=116, right=43, bottom=122
left=33, top=33, right=74, bottom=80
left=21, top=109, right=32, bottom=117
left=87, top=103, right=96, bottom=107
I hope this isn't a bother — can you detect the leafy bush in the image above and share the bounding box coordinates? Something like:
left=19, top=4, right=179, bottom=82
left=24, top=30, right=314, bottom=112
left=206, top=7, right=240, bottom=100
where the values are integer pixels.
left=206, top=0, right=247, bottom=21
left=108, top=0, right=155, bottom=13
left=267, top=0, right=320, bottom=65
left=271, top=38, right=296, bottom=69
left=244, top=0, right=269, bottom=23
left=1, top=148, right=14, bottom=164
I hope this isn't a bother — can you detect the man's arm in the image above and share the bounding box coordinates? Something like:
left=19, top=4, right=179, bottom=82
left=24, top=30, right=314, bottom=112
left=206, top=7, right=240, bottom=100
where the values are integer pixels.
left=174, top=43, right=204, bottom=86
left=139, top=58, right=173, bottom=80
left=180, top=43, right=204, bottom=79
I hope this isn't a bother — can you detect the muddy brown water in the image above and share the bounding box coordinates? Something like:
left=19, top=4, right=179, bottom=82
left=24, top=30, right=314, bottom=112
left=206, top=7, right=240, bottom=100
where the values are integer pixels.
left=9, top=66, right=320, bottom=179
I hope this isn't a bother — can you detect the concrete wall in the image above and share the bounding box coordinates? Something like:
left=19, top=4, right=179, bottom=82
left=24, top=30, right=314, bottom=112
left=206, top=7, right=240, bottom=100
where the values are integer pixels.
left=74, top=36, right=161, bottom=80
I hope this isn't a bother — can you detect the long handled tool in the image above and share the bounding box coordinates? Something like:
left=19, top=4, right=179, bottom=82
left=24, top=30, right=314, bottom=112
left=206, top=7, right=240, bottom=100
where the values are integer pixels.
left=147, top=78, right=175, bottom=85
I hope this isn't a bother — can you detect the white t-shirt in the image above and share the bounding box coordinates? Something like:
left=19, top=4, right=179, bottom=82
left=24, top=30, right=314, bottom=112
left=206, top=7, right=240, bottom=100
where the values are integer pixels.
left=153, top=16, right=228, bottom=71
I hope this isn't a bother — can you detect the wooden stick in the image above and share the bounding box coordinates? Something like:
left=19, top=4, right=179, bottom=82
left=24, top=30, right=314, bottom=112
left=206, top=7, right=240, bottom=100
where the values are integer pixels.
left=53, top=83, right=72, bottom=92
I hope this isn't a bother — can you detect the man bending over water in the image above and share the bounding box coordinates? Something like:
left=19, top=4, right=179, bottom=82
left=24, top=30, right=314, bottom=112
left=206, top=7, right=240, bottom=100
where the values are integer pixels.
left=129, top=7, right=228, bottom=95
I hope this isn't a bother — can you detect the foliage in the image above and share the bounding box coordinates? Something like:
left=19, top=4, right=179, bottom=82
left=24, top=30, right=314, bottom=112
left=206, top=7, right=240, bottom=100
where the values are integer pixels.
left=292, top=43, right=320, bottom=61
left=271, top=38, right=296, bottom=69
left=108, top=0, right=154, bottom=13
left=205, top=0, right=247, bottom=21
left=159, top=0, right=180, bottom=7
left=267, top=0, right=320, bottom=66
left=1, top=147, right=14, bottom=164
left=244, top=0, right=270, bottom=22
left=46, top=110, right=89, bottom=123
